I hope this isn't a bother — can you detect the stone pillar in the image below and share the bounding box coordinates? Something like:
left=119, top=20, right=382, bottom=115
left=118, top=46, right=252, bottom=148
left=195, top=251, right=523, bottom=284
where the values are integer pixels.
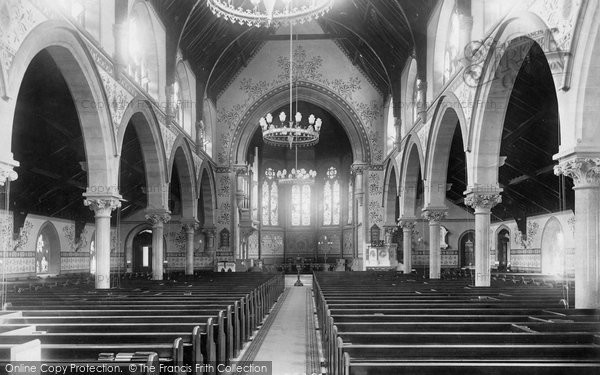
left=351, top=163, right=367, bottom=265
left=84, top=197, right=121, bottom=289
left=398, top=220, right=416, bottom=273
left=394, top=118, right=402, bottom=151
left=422, top=209, right=447, bottom=279
left=204, top=227, right=217, bottom=269
left=183, top=222, right=198, bottom=275
left=464, top=190, right=502, bottom=286
left=555, top=157, right=600, bottom=308
left=145, top=212, right=171, bottom=280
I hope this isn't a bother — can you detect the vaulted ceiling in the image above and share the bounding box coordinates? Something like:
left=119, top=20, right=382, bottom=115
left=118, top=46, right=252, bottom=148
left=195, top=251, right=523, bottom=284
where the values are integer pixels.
left=150, top=0, right=437, bottom=99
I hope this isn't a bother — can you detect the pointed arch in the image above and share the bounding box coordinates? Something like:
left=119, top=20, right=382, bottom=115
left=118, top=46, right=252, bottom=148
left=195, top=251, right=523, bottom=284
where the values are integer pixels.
left=168, top=136, right=197, bottom=220
left=6, top=20, right=116, bottom=193
left=198, top=162, right=217, bottom=227
left=399, top=136, right=425, bottom=219
left=383, top=160, right=399, bottom=224
left=469, top=13, right=553, bottom=187
left=425, top=93, right=468, bottom=207
left=36, top=221, right=61, bottom=275
left=118, top=97, right=169, bottom=211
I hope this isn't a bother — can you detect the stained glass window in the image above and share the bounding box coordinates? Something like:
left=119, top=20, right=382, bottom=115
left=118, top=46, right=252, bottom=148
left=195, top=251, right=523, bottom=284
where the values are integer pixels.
left=262, top=180, right=270, bottom=226
left=444, top=11, right=460, bottom=84
left=323, top=181, right=332, bottom=226
left=291, top=185, right=301, bottom=226
left=302, top=185, right=311, bottom=225
left=262, top=168, right=278, bottom=226
left=323, top=167, right=340, bottom=225
left=270, top=183, right=278, bottom=226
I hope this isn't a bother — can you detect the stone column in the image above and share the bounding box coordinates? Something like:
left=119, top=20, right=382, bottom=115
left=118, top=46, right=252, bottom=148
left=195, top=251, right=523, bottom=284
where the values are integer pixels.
left=183, top=222, right=198, bottom=275
left=84, top=197, right=121, bottom=289
left=394, top=118, right=402, bottom=151
left=204, top=227, right=217, bottom=269
left=464, top=190, right=502, bottom=286
left=555, top=157, right=600, bottom=308
left=422, top=209, right=447, bottom=279
left=351, top=163, right=367, bottom=265
left=398, top=220, right=416, bottom=273
left=145, top=212, right=171, bottom=280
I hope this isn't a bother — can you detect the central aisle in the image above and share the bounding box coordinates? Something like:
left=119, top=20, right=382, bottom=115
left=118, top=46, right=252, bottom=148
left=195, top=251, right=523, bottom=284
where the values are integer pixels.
left=244, top=286, right=320, bottom=375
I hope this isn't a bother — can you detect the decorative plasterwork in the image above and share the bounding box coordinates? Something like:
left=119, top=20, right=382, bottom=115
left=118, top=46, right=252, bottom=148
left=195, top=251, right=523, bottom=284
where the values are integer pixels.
left=554, top=157, right=600, bottom=187
left=528, top=0, right=582, bottom=52
left=98, top=70, right=132, bottom=137
left=218, top=44, right=382, bottom=165
left=0, top=0, right=44, bottom=75
left=159, top=122, right=177, bottom=159
left=192, top=153, right=204, bottom=182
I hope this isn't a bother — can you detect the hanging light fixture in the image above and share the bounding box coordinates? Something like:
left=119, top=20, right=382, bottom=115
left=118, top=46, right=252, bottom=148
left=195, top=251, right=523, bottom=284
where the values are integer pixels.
left=207, top=0, right=334, bottom=28
left=258, top=5, right=322, bottom=149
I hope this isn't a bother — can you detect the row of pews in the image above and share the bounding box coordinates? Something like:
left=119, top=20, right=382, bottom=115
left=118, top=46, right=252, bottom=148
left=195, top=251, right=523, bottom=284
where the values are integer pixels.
left=0, top=272, right=284, bottom=374
left=314, top=271, right=600, bottom=375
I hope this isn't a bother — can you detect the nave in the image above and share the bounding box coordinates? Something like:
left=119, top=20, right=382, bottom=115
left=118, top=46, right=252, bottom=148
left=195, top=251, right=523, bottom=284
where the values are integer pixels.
left=0, top=271, right=598, bottom=374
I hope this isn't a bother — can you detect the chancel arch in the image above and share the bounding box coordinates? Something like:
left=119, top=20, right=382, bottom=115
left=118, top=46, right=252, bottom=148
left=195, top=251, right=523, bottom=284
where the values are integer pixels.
left=231, top=82, right=370, bottom=166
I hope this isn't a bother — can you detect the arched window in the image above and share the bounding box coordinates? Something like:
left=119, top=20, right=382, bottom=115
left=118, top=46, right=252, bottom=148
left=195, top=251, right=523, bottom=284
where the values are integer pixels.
left=127, top=16, right=149, bottom=91
left=292, top=184, right=311, bottom=226
left=262, top=168, right=278, bottom=226
left=443, top=10, right=460, bottom=84
left=323, top=167, right=340, bottom=226
left=36, top=222, right=60, bottom=275
left=36, top=233, right=49, bottom=274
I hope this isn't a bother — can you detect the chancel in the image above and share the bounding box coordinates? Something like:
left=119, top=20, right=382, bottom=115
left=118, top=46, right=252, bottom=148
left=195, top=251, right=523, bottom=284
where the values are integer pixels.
left=0, top=0, right=599, bottom=373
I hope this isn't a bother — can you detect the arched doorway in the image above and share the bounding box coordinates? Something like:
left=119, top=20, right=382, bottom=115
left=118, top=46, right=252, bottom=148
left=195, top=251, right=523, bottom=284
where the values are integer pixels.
left=496, top=228, right=510, bottom=271
left=458, top=230, right=475, bottom=268
left=36, top=222, right=60, bottom=275
left=541, top=218, right=564, bottom=275
left=132, top=229, right=153, bottom=273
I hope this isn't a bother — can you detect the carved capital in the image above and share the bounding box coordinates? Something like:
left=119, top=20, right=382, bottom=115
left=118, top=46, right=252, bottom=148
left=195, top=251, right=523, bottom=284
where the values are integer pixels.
left=145, top=212, right=171, bottom=226
left=0, top=158, right=19, bottom=186
left=464, top=193, right=502, bottom=210
left=422, top=209, right=447, bottom=223
left=232, top=164, right=248, bottom=175
left=350, top=163, right=367, bottom=175
left=554, top=158, right=600, bottom=188
left=397, top=220, right=416, bottom=231
left=84, top=197, right=121, bottom=217
left=203, top=227, right=216, bottom=238
left=182, top=222, right=199, bottom=234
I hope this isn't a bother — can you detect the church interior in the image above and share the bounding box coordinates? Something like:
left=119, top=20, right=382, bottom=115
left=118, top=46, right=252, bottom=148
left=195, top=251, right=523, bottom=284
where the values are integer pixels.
left=0, top=0, right=599, bottom=373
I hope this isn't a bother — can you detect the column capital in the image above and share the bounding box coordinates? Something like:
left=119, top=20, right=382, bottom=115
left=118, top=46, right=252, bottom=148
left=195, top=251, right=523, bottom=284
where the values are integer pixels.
left=397, top=219, right=416, bottom=231
left=84, top=196, right=122, bottom=217
left=422, top=208, right=447, bottom=223
left=203, top=227, right=217, bottom=237
left=554, top=157, right=600, bottom=188
left=182, top=221, right=199, bottom=234
left=350, top=163, right=368, bottom=175
left=145, top=211, right=171, bottom=226
left=464, top=191, right=502, bottom=210
left=232, top=164, right=249, bottom=175
left=0, top=158, right=19, bottom=186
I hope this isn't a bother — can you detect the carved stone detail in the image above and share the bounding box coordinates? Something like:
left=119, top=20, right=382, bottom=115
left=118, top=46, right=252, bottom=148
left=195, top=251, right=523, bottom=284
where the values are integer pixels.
left=0, top=162, right=18, bottom=186
left=464, top=193, right=502, bottom=210
left=84, top=198, right=121, bottom=216
left=554, top=158, right=600, bottom=187
left=145, top=212, right=171, bottom=226
left=422, top=209, right=447, bottom=223
left=182, top=222, right=199, bottom=234
left=350, top=163, right=367, bottom=175
left=397, top=220, right=416, bottom=231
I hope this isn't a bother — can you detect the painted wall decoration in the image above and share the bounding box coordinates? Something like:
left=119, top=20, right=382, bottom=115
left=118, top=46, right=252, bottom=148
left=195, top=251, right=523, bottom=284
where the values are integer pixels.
left=247, top=231, right=259, bottom=258
left=62, top=225, right=88, bottom=252
left=216, top=40, right=384, bottom=167
left=367, top=170, right=384, bottom=227
left=261, top=232, right=284, bottom=257
left=343, top=229, right=353, bottom=257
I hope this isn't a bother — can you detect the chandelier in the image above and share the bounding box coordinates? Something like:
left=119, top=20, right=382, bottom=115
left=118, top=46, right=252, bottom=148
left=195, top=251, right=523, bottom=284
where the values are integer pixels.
left=276, top=167, right=317, bottom=185
left=259, top=11, right=322, bottom=149
left=207, top=0, right=335, bottom=28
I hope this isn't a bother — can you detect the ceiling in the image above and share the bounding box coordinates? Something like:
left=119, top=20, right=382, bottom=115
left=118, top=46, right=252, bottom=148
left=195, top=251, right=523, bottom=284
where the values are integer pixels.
left=150, top=0, right=437, bottom=99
